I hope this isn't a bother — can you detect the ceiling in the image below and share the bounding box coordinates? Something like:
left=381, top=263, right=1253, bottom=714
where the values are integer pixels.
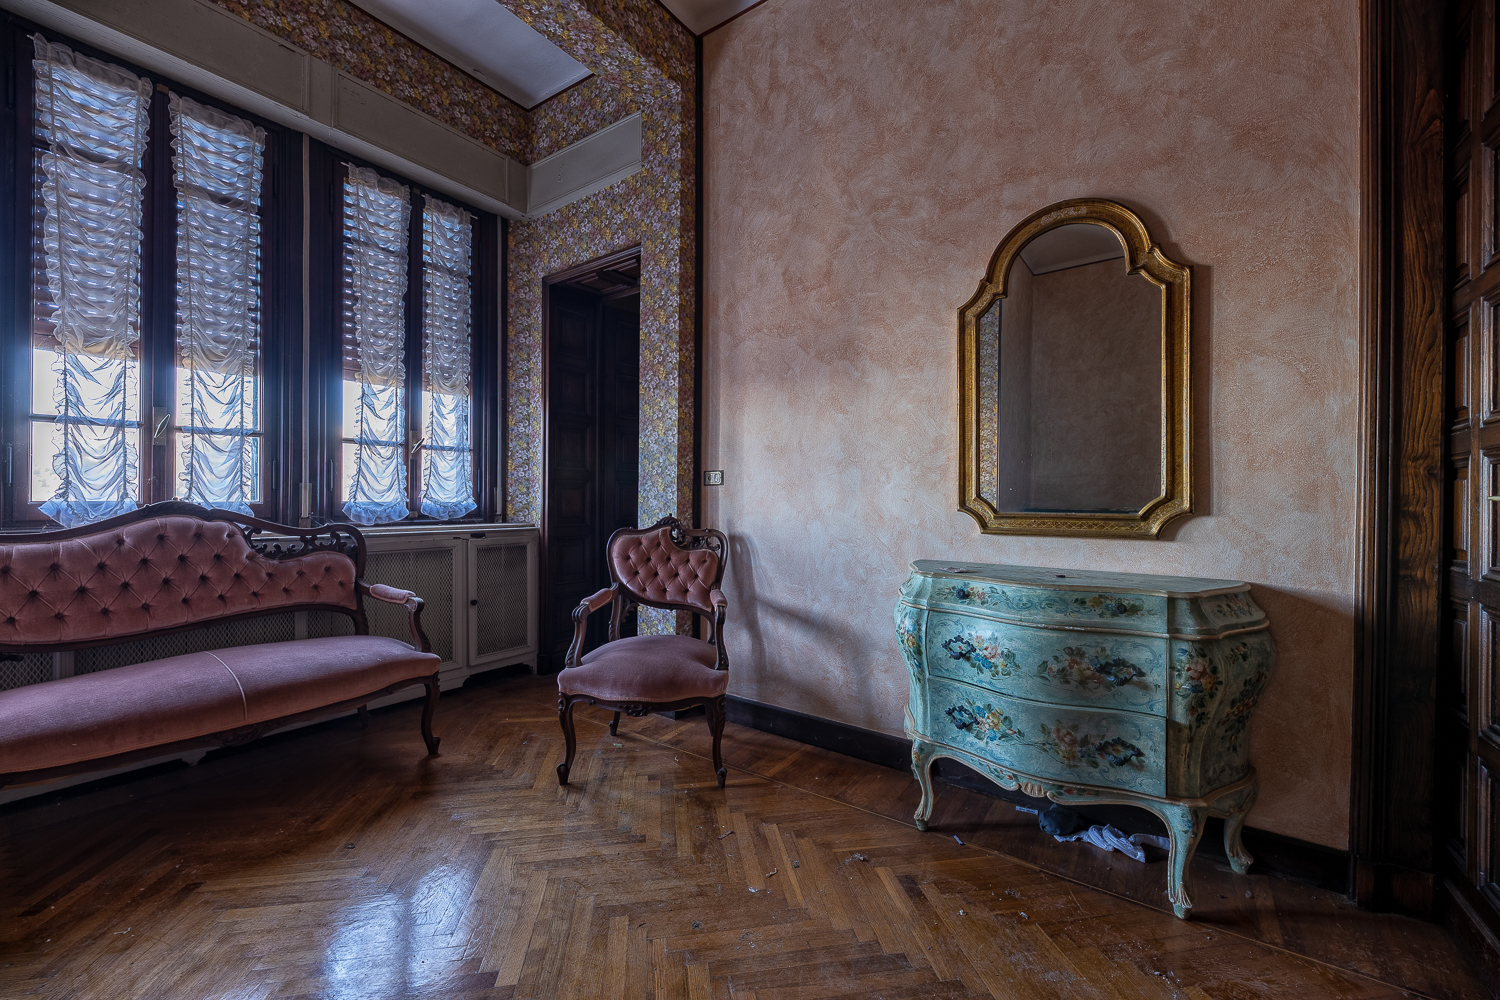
left=657, top=0, right=762, bottom=34
left=350, top=0, right=766, bottom=109
left=347, top=0, right=591, bottom=109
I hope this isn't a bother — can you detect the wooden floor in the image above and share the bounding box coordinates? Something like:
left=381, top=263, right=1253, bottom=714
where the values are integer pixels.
left=0, top=671, right=1488, bottom=1000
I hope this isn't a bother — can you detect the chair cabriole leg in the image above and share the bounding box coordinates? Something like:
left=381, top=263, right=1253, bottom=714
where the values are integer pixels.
left=558, top=696, right=577, bottom=785
left=609, top=711, right=620, bottom=736
left=420, top=678, right=441, bottom=755
left=706, top=695, right=727, bottom=788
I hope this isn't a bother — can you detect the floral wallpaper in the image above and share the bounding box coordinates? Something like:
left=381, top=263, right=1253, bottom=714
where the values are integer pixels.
left=500, top=0, right=696, bottom=635
left=212, top=0, right=698, bottom=635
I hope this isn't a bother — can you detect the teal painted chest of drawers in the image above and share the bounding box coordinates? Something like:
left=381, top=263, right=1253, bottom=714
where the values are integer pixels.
left=895, top=561, right=1275, bottom=918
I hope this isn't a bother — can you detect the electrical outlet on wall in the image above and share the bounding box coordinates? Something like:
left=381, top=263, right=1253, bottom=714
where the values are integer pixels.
left=703, top=470, right=724, bottom=486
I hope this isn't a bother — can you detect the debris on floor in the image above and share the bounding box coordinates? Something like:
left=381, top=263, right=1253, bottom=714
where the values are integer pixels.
left=1053, top=823, right=1169, bottom=862
left=1038, top=804, right=1081, bottom=836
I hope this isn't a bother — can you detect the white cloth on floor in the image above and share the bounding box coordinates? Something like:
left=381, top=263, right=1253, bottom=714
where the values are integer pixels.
left=1053, top=823, right=1171, bottom=862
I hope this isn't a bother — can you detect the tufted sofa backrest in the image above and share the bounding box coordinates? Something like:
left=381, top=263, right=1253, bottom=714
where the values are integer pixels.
left=609, top=524, right=723, bottom=615
left=0, top=514, right=357, bottom=648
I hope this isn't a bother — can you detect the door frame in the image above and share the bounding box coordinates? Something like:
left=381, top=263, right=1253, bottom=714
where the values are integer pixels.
left=539, top=244, right=643, bottom=671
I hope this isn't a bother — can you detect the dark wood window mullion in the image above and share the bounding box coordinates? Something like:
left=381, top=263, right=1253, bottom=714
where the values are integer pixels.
left=3, top=23, right=30, bottom=525
left=142, top=84, right=173, bottom=507
left=405, top=187, right=421, bottom=518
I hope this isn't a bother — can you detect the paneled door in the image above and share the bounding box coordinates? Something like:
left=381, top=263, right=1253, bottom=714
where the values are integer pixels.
left=542, top=270, right=641, bottom=671
left=1446, top=0, right=1500, bottom=931
left=544, top=286, right=600, bottom=671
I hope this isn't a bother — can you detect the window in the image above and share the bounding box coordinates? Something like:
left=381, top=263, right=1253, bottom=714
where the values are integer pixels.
left=338, top=166, right=477, bottom=525
left=15, top=31, right=279, bottom=527
left=2, top=21, right=499, bottom=529
left=29, top=35, right=150, bottom=527
left=170, top=95, right=266, bottom=514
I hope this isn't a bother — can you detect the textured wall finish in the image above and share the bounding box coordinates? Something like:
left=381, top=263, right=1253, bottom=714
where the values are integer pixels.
left=702, top=0, right=1359, bottom=847
left=502, top=0, right=696, bottom=632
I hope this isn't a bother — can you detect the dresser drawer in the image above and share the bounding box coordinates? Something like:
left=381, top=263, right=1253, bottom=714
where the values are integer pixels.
left=923, top=677, right=1166, bottom=797
left=914, top=577, right=1169, bottom=635
left=921, top=613, right=1167, bottom=715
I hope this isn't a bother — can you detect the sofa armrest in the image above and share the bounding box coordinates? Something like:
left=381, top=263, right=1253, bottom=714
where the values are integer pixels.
left=565, top=586, right=617, bottom=668
left=358, top=579, right=433, bottom=654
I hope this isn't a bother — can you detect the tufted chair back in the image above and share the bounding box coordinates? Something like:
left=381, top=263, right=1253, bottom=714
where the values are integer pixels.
left=0, top=505, right=363, bottom=650
left=607, top=517, right=726, bottom=617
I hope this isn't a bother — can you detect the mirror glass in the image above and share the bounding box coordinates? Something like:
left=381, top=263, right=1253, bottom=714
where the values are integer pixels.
left=975, top=223, right=1164, bottom=514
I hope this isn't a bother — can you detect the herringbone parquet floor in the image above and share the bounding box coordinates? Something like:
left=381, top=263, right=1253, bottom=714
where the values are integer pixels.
left=0, top=671, right=1487, bottom=999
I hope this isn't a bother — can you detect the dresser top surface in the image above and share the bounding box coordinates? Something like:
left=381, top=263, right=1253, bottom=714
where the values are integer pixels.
left=908, top=560, right=1250, bottom=598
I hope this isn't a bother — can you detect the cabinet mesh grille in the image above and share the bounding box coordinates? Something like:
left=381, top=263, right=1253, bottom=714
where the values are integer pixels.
left=314, top=547, right=457, bottom=662
left=307, top=609, right=355, bottom=640
left=72, top=614, right=300, bottom=675
left=1, top=653, right=54, bottom=690
left=475, top=542, right=528, bottom=657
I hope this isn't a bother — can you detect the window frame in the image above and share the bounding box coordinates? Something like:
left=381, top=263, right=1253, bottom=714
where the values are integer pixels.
left=317, top=152, right=499, bottom=527
left=0, top=17, right=300, bottom=527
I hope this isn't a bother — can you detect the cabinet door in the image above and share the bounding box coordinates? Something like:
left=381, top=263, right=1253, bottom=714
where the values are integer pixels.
left=468, top=533, right=537, bottom=669
left=348, top=536, right=466, bottom=670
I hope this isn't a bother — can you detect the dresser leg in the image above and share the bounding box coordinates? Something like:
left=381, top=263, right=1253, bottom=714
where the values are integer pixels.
left=911, top=740, right=936, bottom=831
left=1161, top=804, right=1207, bottom=919
left=1217, top=781, right=1258, bottom=875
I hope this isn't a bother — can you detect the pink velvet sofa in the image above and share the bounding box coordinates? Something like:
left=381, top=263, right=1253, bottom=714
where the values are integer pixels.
left=0, top=502, right=443, bottom=789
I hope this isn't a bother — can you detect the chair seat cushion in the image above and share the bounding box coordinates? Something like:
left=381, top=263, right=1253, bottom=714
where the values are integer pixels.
left=558, top=634, right=727, bottom=703
left=0, top=635, right=440, bottom=776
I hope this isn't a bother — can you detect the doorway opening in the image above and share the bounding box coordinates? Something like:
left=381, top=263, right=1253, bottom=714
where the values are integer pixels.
left=541, top=248, right=641, bottom=671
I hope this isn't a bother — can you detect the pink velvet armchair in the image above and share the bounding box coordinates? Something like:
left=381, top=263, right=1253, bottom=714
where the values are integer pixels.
left=556, top=516, right=730, bottom=787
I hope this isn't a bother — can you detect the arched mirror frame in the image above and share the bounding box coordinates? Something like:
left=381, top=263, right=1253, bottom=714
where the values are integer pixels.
left=958, top=198, right=1191, bottom=538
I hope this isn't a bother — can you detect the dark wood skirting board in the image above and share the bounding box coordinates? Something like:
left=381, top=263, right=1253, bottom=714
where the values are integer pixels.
left=726, top=695, right=1352, bottom=895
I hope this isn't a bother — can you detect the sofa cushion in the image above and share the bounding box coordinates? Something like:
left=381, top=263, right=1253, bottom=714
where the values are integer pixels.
left=558, top=634, right=727, bottom=703
left=216, top=636, right=439, bottom=723
left=0, top=636, right=440, bottom=776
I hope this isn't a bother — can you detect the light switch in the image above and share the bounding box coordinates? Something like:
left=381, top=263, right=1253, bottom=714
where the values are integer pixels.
left=704, top=470, right=724, bottom=486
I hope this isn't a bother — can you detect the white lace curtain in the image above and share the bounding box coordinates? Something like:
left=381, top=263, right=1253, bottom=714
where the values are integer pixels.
left=420, top=194, right=475, bottom=520
left=172, top=95, right=265, bottom=513
left=33, top=35, right=151, bottom=527
left=342, top=165, right=411, bottom=525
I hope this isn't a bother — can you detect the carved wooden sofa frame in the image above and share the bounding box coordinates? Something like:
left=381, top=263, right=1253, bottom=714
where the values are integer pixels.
left=0, top=501, right=442, bottom=790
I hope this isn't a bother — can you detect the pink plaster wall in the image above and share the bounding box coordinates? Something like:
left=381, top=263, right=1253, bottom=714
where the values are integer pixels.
left=701, top=0, right=1360, bottom=848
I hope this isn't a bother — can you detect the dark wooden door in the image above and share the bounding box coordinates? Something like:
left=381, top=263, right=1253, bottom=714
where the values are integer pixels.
left=543, top=287, right=640, bottom=670
left=1447, top=0, right=1500, bottom=924
left=545, top=287, right=600, bottom=671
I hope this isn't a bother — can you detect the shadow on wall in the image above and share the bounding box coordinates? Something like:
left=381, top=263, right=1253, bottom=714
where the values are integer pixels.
left=726, top=533, right=877, bottom=716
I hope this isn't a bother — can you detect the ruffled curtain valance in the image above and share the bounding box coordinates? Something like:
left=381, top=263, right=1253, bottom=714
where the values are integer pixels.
left=33, top=34, right=151, bottom=527
left=419, top=194, right=476, bottom=520
left=172, top=94, right=266, bottom=514
left=342, top=165, right=411, bottom=525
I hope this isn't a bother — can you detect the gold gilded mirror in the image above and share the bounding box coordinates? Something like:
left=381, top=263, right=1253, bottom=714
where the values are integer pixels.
left=959, top=199, right=1190, bottom=537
